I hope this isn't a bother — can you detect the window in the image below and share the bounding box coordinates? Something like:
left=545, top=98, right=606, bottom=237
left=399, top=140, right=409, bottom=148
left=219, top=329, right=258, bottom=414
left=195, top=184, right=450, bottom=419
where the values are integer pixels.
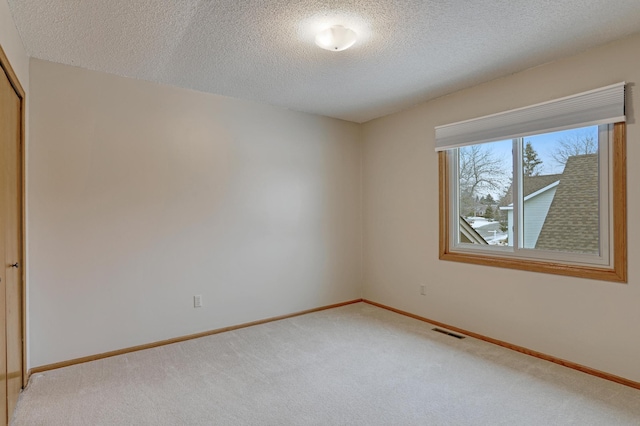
left=437, top=84, right=627, bottom=282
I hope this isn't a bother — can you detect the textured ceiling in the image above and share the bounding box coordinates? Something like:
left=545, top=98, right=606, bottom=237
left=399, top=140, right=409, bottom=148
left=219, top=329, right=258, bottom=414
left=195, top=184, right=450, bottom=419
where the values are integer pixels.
left=8, top=0, right=640, bottom=123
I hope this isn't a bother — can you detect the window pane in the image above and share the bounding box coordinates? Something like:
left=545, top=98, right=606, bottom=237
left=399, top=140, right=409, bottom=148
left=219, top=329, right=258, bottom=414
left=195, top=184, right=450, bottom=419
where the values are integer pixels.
left=458, top=140, right=512, bottom=246
left=521, top=126, right=600, bottom=254
left=441, top=123, right=625, bottom=282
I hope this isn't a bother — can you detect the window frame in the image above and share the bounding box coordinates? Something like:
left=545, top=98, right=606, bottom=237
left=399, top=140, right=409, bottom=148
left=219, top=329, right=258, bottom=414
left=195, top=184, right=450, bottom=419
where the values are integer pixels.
left=438, top=122, right=627, bottom=283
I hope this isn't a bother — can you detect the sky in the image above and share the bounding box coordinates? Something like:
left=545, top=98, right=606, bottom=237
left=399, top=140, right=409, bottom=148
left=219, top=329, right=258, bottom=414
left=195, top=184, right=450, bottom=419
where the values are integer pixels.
left=469, top=125, right=599, bottom=199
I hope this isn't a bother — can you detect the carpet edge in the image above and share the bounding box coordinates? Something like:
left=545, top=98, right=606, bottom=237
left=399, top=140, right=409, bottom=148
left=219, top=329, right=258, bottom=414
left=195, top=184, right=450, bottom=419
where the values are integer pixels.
left=28, top=298, right=364, bottom=379
left=363, top=299, right=640, bottom=391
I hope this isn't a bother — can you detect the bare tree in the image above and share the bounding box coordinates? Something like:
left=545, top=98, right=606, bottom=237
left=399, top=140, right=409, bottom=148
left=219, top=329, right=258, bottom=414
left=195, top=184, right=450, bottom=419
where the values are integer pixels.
left=459, top=144, right=507, bottom=216
left=551, top=131, right=596, bottom=167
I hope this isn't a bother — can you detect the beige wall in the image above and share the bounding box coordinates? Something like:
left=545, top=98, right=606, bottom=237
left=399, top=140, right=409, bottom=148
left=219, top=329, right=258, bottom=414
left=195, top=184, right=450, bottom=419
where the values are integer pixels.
left=28, top=59, right=362, bottom=367
left=362, top=32, right=640, bottom=382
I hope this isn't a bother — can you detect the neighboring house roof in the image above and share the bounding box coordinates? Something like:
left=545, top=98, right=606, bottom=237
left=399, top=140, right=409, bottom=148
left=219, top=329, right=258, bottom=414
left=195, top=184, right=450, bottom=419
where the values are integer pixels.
left=500, top=180, right=560, bottom=211
left=499, top=173, right=562, bottom=208
left=535, top=154, right=599, bottom=254
left=459, top=216, right=488, bottom=245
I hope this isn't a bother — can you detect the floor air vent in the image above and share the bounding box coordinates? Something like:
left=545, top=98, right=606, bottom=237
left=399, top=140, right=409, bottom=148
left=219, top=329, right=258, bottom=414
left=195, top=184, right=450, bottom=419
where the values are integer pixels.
left=432, top=328, right=465, bottom=339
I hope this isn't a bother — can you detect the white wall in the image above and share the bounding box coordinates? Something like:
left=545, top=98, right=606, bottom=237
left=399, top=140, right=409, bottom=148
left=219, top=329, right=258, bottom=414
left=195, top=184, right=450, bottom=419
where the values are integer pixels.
left=362, top=32, right=640, bottom=382
left=523, top=187, right=557, bottom=249
left=28, top=59, right=362, bottom=367
left=504, top=186, right=558, bottom=249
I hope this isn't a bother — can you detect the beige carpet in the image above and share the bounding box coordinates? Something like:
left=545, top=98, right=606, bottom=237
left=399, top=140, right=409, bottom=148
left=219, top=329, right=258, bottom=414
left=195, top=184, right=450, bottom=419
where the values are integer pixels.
left=12, top=303, right=640, bottom=425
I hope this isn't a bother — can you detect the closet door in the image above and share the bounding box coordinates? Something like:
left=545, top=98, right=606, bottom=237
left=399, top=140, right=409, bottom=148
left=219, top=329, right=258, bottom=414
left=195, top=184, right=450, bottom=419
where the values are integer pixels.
left=0, top=58, right=24, bottom=424
left=0, top=66, right=11, bottom=425
left=1, top=65, right=22, bottom=419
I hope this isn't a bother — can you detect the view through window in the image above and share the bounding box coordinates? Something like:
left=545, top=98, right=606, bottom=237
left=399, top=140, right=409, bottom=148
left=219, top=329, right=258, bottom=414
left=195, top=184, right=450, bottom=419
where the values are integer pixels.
left=457, top=125, right=602, bottom=256
left=438, top=83, right=626, bottom=281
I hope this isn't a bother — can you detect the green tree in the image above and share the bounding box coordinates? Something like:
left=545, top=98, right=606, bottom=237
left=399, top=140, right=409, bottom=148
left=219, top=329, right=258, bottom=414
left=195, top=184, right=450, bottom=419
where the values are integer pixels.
left=497, top=180, right=512, bottom=232
left=523, top=141, right=543, bottom=176
left=484, top=205, right=494, bottom=220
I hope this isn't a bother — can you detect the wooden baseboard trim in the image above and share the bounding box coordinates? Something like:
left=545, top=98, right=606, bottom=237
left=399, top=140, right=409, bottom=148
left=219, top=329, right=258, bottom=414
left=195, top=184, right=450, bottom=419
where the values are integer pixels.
left=363, top=299, right=640, bottom=391
left=30, top=299, right=363, bottom=376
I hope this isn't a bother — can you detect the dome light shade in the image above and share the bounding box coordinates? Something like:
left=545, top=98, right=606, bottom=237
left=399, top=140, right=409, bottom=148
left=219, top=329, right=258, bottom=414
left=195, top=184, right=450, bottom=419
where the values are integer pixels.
left=315, top=25, right=357, bottom=51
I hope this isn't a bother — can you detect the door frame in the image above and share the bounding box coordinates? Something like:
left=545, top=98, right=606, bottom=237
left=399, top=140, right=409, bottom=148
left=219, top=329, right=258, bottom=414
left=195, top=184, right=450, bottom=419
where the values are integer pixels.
left=0, top=43, right=26, bottom=387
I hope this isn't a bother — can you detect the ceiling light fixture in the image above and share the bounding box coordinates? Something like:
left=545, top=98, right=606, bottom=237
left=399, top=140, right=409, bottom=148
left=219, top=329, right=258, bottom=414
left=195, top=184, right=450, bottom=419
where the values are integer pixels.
left=315, top=25, right=357, bottom=52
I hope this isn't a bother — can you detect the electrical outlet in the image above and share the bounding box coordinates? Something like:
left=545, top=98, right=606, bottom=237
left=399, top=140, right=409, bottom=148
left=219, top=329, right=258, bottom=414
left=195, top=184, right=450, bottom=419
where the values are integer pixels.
left=420, top=285, right=426, bottom=296
left=194, top=295, right=203, bottom=308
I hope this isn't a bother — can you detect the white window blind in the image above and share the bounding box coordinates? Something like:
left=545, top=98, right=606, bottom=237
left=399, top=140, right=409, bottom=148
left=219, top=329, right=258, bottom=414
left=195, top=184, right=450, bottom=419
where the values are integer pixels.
left=434, top=82, right=625, bottom=151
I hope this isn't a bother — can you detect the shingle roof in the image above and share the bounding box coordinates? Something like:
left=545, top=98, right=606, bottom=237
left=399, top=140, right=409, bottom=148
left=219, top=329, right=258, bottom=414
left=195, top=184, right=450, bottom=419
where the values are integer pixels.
left=535, top=154, right=599, bottom=254
left=499, top=174, right=562, bottom=208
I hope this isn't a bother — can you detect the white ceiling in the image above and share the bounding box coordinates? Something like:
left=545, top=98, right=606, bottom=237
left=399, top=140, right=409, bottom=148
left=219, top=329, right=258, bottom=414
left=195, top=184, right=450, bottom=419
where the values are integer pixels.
left=8, top=0, right=640, bottom=123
